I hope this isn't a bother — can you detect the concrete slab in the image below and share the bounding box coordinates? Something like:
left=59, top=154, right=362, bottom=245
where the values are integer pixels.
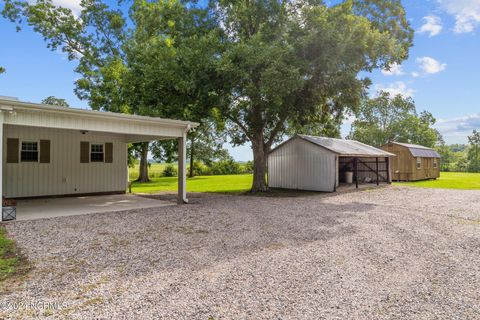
left=13, top=194, right=173, bottom=221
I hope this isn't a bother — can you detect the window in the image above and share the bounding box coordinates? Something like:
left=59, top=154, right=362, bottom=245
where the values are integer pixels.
left=21, top=141, right=38, bottom=162
left=433, top=159, right=438, bottom=168
left=90, top=143, right=104, bottom=162
left=416, top=157, right=421, bottom=170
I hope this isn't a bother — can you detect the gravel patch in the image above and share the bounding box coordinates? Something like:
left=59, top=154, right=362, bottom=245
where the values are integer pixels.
left=1, top=186, right=479, bottom=319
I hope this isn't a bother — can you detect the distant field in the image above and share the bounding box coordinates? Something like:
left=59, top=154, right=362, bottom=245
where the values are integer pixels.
left=129, top=163, right=172, bottom=180
left=394, top=172, right=480, bottom=190
left=131, top=174, right=253, bottom=194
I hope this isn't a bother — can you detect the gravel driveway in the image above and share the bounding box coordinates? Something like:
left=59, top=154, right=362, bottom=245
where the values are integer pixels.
left=1, top=186, right=480, bottom=319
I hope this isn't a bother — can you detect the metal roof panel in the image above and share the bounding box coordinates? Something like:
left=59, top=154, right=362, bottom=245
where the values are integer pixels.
left=297, top=135, right=395, bottom=157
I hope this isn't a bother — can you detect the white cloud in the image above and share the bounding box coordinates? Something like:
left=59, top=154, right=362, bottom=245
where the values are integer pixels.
left=418, top=15, right=443, bottom=37
left=416, top=57, right=447, bottom=74
left=374, top=81, right=414, bottom=98
left=435, top=113, right=480, bottom=143
left=438, top=0, right=480, bottom=33
left=54, top=0, right=82, bottom=14
left=411, top=71, right=420, bottom=78
left=29, top=0, right=82, bottom=15
left=381, top=63, right=405, bottom=76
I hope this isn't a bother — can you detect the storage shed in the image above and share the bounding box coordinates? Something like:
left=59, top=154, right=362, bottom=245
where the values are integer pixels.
left=268, top=135, right=395, bottom=192
left=381, top=142, right=441, bottom=181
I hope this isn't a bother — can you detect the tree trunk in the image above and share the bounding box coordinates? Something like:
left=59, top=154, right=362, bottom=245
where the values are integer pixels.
left=189, top=135, right=195, bottom=178
left=136, top=142, right=150, bottom=183
left=251, top=135, right=268, bottom=192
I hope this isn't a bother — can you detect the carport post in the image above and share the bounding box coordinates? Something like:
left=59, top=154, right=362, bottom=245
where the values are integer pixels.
left=386, top=157, right=391, bottom=184
left=354, top=157, right=358, bottom=189
left=376, top=157, right=379, bottom=186
left=0, top=112, right=3, bottom=221
left=177, top=130, right=188, bottom=204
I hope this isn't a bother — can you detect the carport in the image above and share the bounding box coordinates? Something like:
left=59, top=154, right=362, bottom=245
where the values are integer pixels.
left=0, top=96, right=198, bottom=221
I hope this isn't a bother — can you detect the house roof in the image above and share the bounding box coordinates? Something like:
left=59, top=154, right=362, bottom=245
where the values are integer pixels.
left=388, top=142, right=441, bottom=158
left=271, top=135, right=395, bottom=157
left=0, top=97, right=199, bottom=141
left=0, top=97, right=199, bottom=128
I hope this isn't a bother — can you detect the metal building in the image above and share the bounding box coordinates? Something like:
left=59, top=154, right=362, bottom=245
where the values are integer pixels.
left=268, top=135, right=395, bottom=192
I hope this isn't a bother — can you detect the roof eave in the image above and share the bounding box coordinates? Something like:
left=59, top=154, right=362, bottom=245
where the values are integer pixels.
left=0, top=99, right=199, bottom=129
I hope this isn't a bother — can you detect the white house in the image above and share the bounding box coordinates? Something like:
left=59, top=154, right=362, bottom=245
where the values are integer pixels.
left=0, top=97, right=198, bottom=212
left=268, top=135, right=395, bottom=192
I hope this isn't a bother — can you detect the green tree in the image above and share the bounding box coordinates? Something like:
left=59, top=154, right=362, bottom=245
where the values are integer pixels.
left=348, top=91, right=442, bottom=148
left=2, top=0, right=224, bottom=183
left=467, top=130, right=480, bottom=172
left=0, top=67, right=5, bottom=74
left=435, top=144, right=454, bottom=171
left=41, top=96, right=70, bottom=107
left=213, top=0, right=413, bottom=191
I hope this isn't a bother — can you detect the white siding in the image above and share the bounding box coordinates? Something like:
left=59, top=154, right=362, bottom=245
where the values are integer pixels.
left=268, top=138, right=336, bottom=192
left=3, top=125, right=128, bottom=198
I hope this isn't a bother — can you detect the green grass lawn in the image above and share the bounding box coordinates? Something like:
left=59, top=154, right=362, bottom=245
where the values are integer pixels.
left=130, top=170, right=480, bottom=194
left=393, top=172, right=480, bottom=190
left=131, top=174, right=253, bottom=194
left=0, top=226, right=21, bottom=281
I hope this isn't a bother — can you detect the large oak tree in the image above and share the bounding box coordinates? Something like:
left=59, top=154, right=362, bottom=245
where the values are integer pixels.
left=2, top=0, right=225, bottom=182
left=211, top=0, right=413, bottom=191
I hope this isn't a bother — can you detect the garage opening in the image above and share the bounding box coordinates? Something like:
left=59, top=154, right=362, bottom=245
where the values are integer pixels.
left=338, top=157, right=390, bottom=188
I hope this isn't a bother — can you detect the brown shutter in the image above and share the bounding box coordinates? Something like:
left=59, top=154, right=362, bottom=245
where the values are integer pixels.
left=105, top=142, right=113, bottom=163
left=40, top=140, right=51, bottom=163
left=7, top=138, right=19, bottom=163
left=80, top=141, right=90, bottom=163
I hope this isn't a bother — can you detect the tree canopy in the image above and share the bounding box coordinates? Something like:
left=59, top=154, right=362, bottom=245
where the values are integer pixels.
left=41, top=96, right=70, bottom=107
left=212, top=0, right=413, bottom=190
left=467, top=130, right=480, bottom=172
left=348, top=91, right=442, bottom=148
left=3, top=0, right=414, bottom=191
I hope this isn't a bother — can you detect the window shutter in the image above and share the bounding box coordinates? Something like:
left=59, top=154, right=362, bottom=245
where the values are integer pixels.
left=40, top=140, right=51, bottom=163
left=105, top=142, right=113, bottom=163
left=7, top=138, right=19, bottom=163
left=80, top=141, right=90, bottom=163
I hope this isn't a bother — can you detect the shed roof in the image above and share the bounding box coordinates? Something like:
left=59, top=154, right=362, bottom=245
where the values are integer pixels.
left=271, top=135, right=395, bottom=157
left=388, top=142, right=441, bottom=158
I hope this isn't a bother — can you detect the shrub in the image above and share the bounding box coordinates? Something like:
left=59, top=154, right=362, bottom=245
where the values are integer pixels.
left=187, top=161, right=212, bottom=177
left=209, top=158, right=242, bottom=175
left=242, top=161, right=254, bottom=174
left=161, top=164, right=178, bottom=177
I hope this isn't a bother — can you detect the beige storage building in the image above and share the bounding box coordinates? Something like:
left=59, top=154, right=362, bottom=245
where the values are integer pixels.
left=381, top=142, right=441, bottom=181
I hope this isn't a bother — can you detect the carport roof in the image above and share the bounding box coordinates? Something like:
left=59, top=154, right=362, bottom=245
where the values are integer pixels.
left=295, top=135, right=395, bottom=157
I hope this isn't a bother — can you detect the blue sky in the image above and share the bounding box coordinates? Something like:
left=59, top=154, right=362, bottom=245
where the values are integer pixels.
left=1, top=0, right=479, bottom=161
